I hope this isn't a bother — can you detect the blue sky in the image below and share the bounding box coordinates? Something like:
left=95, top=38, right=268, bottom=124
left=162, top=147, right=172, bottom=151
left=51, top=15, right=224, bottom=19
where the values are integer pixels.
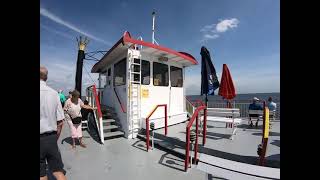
left=40, top=0, right=280, bottom=95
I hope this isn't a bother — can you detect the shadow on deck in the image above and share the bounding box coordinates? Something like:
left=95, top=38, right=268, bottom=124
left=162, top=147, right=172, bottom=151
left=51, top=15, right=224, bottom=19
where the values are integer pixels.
left=138, top=129, right=280, bottom=168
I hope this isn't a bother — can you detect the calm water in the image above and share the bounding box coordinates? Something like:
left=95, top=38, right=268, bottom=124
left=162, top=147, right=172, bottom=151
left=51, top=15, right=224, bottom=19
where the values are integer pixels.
left=187, top=92, right=280, bottom=103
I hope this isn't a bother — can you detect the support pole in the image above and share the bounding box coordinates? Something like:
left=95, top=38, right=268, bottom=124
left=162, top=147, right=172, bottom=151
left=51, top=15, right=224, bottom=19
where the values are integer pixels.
left=152, top=11, right=155, bottom=44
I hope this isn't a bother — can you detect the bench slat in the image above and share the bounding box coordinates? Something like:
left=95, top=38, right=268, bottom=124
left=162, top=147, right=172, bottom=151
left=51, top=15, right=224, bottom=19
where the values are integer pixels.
left=206, top=111, right=240, bottom=117
left=207, top=108, right=240, bottom=111
left=200, top=108, right=241, bottom=118
left=201, top=116, right=242, bottom=124
left=248, top=110, right=264, bottom=115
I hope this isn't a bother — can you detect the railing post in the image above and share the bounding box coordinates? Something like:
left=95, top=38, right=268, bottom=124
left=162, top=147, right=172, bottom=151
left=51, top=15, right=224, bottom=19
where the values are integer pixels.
left=194, top=114, right=199, bottom=164
left=203, top=108, right=207, bottom=145
left=164, top=104, right=167, bottom=136
left=146, top=118, right=150, bottom=152
left=185, top=127, right=190, bottom=172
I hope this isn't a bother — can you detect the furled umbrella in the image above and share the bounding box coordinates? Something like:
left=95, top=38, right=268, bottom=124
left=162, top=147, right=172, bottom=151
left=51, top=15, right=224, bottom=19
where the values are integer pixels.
left=218, top=64, right=236, bottom=128
left=218, top=64, right=236, bottom=107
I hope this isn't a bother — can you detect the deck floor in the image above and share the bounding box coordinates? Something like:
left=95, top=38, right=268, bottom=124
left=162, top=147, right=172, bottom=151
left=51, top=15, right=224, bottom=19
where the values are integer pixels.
left=54, top=123, right=210, bottom=180
left=50, top=117, right=280, bottom=179
left=150, top=118, right=280, bottom=167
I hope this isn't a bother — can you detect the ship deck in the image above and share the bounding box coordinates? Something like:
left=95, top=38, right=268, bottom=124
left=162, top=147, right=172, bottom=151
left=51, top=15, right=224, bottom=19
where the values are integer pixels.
left=141, top=118, right=280, bottom=168
left=53, top=123, right=207, bottom=180
left=50, top=118, right=280, bottom=180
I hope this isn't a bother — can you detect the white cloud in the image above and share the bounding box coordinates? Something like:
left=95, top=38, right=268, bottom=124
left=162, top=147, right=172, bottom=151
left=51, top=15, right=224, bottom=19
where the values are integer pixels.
left=40, top=24, right=74, bottom=40
left=216, top=18, right=239, bottom=33
left=200, top=18, right=239, bottom=42
left=200, top=24, right=215, bottom=32
left=203, top=34, right=219, bottom=40
left=40, top=7, right=111, bottom=46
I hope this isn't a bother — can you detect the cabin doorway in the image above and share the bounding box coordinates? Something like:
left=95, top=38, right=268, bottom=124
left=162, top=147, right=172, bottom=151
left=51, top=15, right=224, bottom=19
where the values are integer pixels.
left=169, top=66, right=184, bottom=115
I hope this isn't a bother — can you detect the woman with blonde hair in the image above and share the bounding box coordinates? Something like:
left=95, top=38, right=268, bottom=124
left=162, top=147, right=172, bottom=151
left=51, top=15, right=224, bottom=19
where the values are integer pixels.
left=64, top=90, right=95, bottom=149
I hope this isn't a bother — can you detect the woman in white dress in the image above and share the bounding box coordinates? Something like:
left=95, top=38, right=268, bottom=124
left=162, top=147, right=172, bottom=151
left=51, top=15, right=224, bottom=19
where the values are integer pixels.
left=64, top=90, right=95, bottom=149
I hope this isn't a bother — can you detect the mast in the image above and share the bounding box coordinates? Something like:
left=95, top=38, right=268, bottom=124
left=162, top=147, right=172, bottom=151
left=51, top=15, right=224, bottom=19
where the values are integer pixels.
left=152, top=10, right=155, bottom=44
left=75, top=36, right=89, bottom=97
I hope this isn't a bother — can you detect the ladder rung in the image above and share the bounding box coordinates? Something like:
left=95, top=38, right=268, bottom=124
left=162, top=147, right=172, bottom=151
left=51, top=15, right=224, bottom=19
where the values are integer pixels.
left=131, top=81, right=140, bottom=83
left=131, top=63, right=141, bottom=66
left=131, top=72, right=141, bottom=74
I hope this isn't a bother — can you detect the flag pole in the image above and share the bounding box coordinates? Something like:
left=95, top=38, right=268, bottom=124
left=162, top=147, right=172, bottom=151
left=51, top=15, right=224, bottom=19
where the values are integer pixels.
left=205, top=94, right=208, bottom=108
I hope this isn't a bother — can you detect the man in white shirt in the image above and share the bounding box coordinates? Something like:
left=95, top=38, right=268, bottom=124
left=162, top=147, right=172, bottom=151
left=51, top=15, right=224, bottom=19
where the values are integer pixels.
left=40, top=66, right=66, bottom=180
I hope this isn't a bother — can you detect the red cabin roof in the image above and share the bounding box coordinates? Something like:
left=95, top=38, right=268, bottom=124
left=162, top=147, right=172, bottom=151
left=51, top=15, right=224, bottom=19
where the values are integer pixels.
left=91, top=31, right=198, bottom=73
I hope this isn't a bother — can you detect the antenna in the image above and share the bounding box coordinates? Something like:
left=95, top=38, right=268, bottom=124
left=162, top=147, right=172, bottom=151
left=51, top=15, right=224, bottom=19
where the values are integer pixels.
left=152, top=10, right=156, bottom=44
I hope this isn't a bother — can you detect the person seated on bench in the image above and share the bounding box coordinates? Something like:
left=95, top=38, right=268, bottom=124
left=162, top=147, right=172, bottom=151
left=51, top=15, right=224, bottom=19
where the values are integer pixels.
left=267, top=96, right=277, bottom=126
left=267, top=97, right=277, bottom=111
left=248, top=97, right=263, bottom=127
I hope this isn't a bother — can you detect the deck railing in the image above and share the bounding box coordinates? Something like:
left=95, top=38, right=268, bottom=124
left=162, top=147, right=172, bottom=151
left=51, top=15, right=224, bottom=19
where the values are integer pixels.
left=145, top=104, right=168, bottom=152
left=186, top=100, right=280, bottom=120
left=186, top=97, right=195, bottom=117
left=114, top=88, right=126, bottom=113
left=184, top=105, right=207, bottom=172
left=86, top=85, right=104, bottom=144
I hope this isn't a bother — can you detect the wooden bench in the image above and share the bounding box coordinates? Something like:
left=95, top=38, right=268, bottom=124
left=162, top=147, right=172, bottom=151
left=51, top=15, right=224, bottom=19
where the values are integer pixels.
left=248, top=110, right=276, bottom=127
left=201, top=108, right=242, bottom=140
left=197, top=153, right=280, bottom=180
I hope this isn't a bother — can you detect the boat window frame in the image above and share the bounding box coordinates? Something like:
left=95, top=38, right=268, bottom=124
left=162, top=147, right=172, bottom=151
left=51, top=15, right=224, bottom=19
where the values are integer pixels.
left=113, top=58, right=127, bottom=86
left=141, top=60, right=150, bottom=85
left=106, top=68, right=111, bottom=86
left=170, top=66, right=183, bottom=87
left=153, top=62, right=169, bottom=87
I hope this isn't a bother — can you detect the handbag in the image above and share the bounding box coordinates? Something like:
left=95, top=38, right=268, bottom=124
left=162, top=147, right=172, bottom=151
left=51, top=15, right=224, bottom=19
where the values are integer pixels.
left=67, top=106, right=82, bottom=124
left=71, top=116, right=82, bottom=124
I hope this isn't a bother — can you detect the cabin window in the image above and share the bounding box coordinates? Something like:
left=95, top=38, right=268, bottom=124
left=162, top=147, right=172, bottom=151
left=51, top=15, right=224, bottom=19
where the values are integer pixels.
left=107, top=68, right=111, bottom=86
left=114, top=58, right=126, bottom=86
left=170, top=66, right=183, bottom=87
left=153, top=62, right=169, bottom=86
left=141, top=60, right=150, bottom=85
left=100, top=73, right=107, bottom=88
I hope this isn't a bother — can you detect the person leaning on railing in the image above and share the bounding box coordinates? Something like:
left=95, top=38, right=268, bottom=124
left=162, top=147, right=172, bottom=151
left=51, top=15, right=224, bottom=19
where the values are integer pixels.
left=64, top=90, right=96, bottom=149
left=81, top=100, right=93, bottom=122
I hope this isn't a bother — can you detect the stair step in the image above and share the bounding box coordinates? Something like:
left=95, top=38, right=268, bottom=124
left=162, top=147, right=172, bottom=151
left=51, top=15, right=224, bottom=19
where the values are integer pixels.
left=103, top=113, right=115, bottom=117
left=102, top=119, right=116, bottom=123
left=103, top=125, right=119, bottom=131
left=103, top=131, right=124, bottom=138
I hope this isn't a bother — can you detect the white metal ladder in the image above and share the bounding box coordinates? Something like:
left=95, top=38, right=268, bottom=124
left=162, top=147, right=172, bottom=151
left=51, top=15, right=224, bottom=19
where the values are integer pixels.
left=128, top=49, right=141, bottom=139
